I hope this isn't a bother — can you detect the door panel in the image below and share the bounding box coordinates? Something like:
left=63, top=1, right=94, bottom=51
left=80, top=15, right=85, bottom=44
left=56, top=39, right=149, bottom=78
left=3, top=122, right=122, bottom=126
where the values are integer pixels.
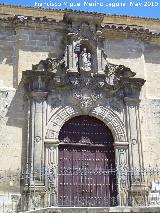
left=58, top=116, right=117, bottom=207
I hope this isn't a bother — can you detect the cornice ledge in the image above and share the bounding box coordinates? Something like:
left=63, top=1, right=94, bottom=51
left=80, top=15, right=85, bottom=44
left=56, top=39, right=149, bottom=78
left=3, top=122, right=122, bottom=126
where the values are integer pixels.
left=101, top=24, right=160, bottom=40
left=0, top=15, right=66, bottom=30
left=124, top=97, right=141, bottom=104
left=30, top=91, right=48, bottom=97
left=122, top=77, right=146, bottom=87
left=64, top=12, right=104, bottom=26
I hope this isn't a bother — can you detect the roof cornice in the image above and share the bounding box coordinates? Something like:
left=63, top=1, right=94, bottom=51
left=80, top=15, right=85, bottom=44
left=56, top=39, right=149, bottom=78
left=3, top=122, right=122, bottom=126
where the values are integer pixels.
left=0, top=4, right=160, bottom=42
left=1, top=3, right=160, bottom=21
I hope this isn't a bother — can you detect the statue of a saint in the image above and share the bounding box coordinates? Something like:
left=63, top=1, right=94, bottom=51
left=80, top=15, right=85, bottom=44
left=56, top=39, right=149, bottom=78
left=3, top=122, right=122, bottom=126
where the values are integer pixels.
left=79, top=48, right=91, bottom=72
left=37, top=76, right=45, bottom=90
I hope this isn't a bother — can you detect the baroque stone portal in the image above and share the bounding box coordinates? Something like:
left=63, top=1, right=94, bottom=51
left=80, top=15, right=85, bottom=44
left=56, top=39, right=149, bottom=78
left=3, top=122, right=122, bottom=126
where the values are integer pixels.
left=22, top=19, right=145, bottom=210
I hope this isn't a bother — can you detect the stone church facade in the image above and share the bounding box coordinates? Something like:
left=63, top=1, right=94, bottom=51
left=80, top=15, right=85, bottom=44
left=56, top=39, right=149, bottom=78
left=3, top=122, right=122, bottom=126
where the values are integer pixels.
left=0, top=4, right=160, bottom=212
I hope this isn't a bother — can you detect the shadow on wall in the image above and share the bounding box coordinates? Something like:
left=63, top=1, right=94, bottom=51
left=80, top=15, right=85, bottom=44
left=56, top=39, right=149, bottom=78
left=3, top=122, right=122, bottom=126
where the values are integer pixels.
left=0, top=31, right=16, bottom=65
left=105, top=39, right=144, bottom=59
left=105, top=39, right=160, bottom=65
left=144, top=44, right=160, bottom=64
left=6, top=80, right=28, bottom=171
left=0, top=28, right=65, bottom=89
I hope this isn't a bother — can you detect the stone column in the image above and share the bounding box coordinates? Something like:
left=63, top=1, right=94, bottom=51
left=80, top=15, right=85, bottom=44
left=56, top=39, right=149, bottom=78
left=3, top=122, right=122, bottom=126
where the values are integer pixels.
left=114, top=141, right=129, bottom=206
left=124, top=97, right=148, bottom=206
left=22, top=70, right=52, bottom=210
left=30, top=91, right=48, bottom=184
left=124, top=97, right=143, bottom=170
left=24, top=91, right=48, bottom=210
left=21, top=91, right=47, bottom=210
left=45, top=142, right=59, bottom=207
left=66, top=33, right=79, bottom=73
left=96, top=37, right=106, bottom=74
left=123, top=78, right=146, bottom=206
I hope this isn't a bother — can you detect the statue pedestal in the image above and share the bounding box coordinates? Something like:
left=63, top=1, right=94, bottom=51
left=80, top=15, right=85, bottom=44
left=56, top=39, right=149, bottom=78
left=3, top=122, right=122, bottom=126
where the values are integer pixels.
left=24, top=185, right=46, bottom=211
left=130, top=183, right=149, bottom=206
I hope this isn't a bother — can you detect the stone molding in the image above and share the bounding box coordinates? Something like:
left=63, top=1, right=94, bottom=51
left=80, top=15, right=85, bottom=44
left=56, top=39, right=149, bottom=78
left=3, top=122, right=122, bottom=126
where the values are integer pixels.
left=25, top=206, right=160, bottom=213
left=30, top=91, right=48, bottom=99
left=46, top=105, right=127, bottom=143
left=0, top=5, right=159, bottom=41
left=114, top=141, right=129, bottom=147
left=124, top=97, right=141, bottom=105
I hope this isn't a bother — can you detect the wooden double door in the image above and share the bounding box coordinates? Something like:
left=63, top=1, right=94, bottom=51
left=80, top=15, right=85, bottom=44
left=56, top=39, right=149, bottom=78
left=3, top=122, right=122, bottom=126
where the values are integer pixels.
left=58, top=116, right=117, bottom=207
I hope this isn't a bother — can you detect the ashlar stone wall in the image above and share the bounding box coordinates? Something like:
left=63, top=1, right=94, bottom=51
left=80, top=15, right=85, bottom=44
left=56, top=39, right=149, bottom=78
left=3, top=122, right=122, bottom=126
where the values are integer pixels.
left=104, top=38, right=160, bottom=167
left=0, top=19, right=65, bottom=174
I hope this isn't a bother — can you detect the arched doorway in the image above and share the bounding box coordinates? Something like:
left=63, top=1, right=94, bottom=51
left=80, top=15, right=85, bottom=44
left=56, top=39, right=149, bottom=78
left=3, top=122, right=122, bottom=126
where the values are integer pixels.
left=58, top=115, right=117, bottom=207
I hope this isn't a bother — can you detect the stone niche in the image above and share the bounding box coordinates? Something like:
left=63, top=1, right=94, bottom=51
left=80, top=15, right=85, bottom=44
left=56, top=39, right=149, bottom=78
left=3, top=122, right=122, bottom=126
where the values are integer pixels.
left=22, top=14, right=146, bottom=211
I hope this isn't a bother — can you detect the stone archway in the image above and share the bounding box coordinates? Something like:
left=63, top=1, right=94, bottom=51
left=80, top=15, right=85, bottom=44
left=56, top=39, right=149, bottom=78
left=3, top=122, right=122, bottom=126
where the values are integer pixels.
left=45, top=105, right=129, bottom=206
left=45, top=105, right=127, bottom=143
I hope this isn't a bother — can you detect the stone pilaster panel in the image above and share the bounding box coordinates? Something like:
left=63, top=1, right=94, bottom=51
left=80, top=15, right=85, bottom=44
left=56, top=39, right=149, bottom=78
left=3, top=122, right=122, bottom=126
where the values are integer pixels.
left=114, top=141, right=129, bottom=206
left=124, top=97, right=143, bottom=169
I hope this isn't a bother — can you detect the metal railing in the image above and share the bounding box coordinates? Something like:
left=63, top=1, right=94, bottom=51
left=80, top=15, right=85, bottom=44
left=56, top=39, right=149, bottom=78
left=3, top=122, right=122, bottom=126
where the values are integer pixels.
left=0, top=166, right=160, bottom=212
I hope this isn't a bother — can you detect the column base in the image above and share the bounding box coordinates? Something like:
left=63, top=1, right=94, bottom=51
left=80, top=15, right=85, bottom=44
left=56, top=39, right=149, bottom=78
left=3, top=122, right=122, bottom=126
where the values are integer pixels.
left=130, top=183, right=149, bottom=206
left=23, top=184, right=47, bottom=211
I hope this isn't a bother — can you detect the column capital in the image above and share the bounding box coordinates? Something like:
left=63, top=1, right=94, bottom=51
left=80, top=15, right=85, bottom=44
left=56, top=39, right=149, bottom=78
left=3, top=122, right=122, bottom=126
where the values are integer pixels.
left=31, top=91, right=48, bottom=101
left=44, top=139, right=59, bottom=148
left=25, top=91, right=48, bottom=100
left=124, top=97, right=141, bottom=105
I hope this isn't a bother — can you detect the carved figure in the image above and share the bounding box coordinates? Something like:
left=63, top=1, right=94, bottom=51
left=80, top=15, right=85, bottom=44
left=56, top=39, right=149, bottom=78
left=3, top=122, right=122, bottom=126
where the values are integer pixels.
left=37, top=76, right=44, bottom=90
left=79, top=48, right=91, bottom=71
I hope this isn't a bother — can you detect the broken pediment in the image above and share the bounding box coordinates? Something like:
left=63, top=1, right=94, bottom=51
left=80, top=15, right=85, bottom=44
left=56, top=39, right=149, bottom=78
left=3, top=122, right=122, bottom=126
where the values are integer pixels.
left=32, top=58, right=65, bottom=73
left=23, top=53, right=145, bottom=102
left=23, top=21, right=145, bottom=105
